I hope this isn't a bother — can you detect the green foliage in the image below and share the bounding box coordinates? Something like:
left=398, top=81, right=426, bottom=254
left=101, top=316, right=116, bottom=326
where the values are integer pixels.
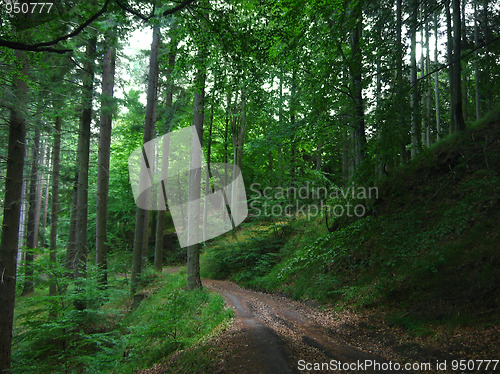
left=13, top=265, right=126, bottom=374
left=12, top=267, right=231, bottom=374
left=202, top=221, right=292, bottom=288
left=120, top=270, right=232, bottom=372
left=203, top=121, right=500, bottom=321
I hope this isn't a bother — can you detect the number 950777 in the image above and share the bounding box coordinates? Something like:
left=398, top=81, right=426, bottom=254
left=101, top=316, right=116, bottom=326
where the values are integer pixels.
left=4, top=1, right=53, bottom=14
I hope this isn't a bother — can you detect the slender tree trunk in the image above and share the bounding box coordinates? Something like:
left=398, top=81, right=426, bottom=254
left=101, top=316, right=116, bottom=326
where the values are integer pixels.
left=425, top=16, right=432, bottom=146
left=452, top=0, right=466, bottom=131
left=376, top=35, right=382, bottom=170
left=290, top=69, right=296, bottom=184
left=154, top=134, right=170, bottom=272
left=396, top=0, right=408, bottom=164
left=141, top=213, right=151, bottom=268
left=461, top=0, right=468, bottom=121
left=186, top=29, right=208, bottom=291
left=410, top=0, right=420, bottom=159
left=34, top=142, right=45, bottom=245
left=435, top=12, right=442, bottom=140
left=21, top=130, right=41, bottom=296
left=202, top=99, right=214, bottom=242
left=49, top=116, right=62, bottom=297
left=474, top=0, right=481, bottom=120
left=96, top=25, right=117, bottom=285
left=342, top=127, right=351, bottom=184
left=40, top=154, right=51, bottom=248
left=131, top=23, right=160, bottom=295
left=0, top=49, right=28, bottom=374
left=224, top=92, right=230, bottom=199
left=73, top=35, right=97, bottom=278
left=17, top=180, right=28, bottom=271
left=232, top=90, right=246, bottom=172
left=65, top=180, right=78, bottom=271
left=483, top=0, right=491, bottom=110
left=421, top=22, right=428, bottom=148
left=316, top=142, right=322, bottom=171
left=350, top=3, right=366, bottom=167
left=446, top=1, right=456, bottom=133
left=207, top=100, right=214, bottom=185
left=155, top=22, right=177, bottom=272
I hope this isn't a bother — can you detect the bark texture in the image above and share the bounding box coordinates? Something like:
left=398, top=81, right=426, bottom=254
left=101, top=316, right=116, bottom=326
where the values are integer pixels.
left=96, top=24, right=117, bottom=285
left=0, top=49, right=28, bottom=374
left=21, top=129, right=41, bottom=296
left=49, top=116, right=62, bottom=297
left=73, top=35, right=97, bottom=278
left=131, top=23, right=160, bottom=295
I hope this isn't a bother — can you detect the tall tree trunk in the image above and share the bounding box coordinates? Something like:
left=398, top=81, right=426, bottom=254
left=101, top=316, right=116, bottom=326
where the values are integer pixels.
left=49, top=116, right=62, bottom=297
left=232, top=90, right=246, bottom=172
left=73, top=35, right=97, bottom=278
left=96, top=24, right=117, bottom=285
left=131, top=23, right=160, bottom=295
left=425, top=15, right=432, bottom=146
left=21, top=130, right=41, bottom=296
left=290, top=69, right=296, bottom=184
left=396, top=0, right=408, bottom=164
left=421, top=21, right=428, bottom=148
left=461, top=0, right=468, bottom=121
left=483, top=0, right=491, bottom=110
left=452, top=0, right=466, bottom=131
left=34, top=142, right=45, bottom=245
left=186, top=30, right=208, bottom=291
left=230, top=89, right=246, bottom=218
left=350, top=2, right=366, bottom=167
left=154, top=134, right=170, bottom=272
left=342, top=127, right=352, bottom=184
left=0, top=49, right=28, bottom=374
left=446, top=1, right=456, bottom=133
left=278, top=71, right=284, bottom=184
left=315, top=142, right=322, bottom=171
left=17, top=180, right=28, bottom=271
left=435, top=12, right=442, bottom=141
left=40, top=153, right=51, bottom=248
left=410, top=0, right=420, bottom=159
left=224, top=93, right=230, bottom=186
left=202, top=99, right=215, bottom=242
left=155, top=21, right=177, bottom=272
left=65, top=180, right=78, bottom=271
left=474, top=0, right=481, bottom=120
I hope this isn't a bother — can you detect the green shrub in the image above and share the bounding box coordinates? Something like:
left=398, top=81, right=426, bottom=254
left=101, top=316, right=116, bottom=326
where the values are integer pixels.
left=12, top=267, right=232, bottom=374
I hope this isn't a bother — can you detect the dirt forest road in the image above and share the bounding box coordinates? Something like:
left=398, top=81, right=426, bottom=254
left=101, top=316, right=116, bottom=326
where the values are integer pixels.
left=204, top=279, right=408, bottom=374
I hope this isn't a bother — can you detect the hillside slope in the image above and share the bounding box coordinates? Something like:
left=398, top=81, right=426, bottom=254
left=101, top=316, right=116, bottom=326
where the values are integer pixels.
left=201, top=111, right=500, bottom=358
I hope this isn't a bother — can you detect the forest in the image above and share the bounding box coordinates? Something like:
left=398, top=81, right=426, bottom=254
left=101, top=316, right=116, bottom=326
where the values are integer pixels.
left=0, top=0, right=499, bottom=373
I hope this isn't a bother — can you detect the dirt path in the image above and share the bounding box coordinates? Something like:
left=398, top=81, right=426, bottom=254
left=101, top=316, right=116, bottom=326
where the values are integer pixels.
left=204, top=279, right=406, bottom=374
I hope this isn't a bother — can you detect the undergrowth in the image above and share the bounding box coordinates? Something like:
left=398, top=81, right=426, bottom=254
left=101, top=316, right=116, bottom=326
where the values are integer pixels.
left=12, top=267, right=232, bottom=373
left=202, top=119, right=500, bottom=333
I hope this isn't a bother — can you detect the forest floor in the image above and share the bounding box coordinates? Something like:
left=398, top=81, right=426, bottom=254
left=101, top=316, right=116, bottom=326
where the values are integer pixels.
left=141, top=273, right=498, bottom=374
left=202, top=279, right=404, bottom=374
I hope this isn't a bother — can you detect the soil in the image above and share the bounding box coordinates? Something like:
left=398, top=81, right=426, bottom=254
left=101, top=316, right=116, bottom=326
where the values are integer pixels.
left=142, top=274, right=499, bottom=373
left=201, top=279, right=408, bottom=374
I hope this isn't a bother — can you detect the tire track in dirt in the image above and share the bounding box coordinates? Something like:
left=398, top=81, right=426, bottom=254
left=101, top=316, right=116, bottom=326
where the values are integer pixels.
left=204, top=279, right=407, bottom=373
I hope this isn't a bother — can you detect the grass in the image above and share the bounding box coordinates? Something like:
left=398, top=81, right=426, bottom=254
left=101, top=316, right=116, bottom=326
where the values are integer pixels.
left=201, top=117, right=500, bottom=331
left=12, top=267, right=232, bottom=374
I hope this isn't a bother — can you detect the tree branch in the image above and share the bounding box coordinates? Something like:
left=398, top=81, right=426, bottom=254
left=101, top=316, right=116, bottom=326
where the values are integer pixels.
left=0, top=0, right=196, bottom=53
left=115, top=0, right=151, bottom=21
left=163, top=0, right=197, bottom=16
left=0, top=0, right=111, bottom=53
left=411, top=34, right=500, bottom=89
